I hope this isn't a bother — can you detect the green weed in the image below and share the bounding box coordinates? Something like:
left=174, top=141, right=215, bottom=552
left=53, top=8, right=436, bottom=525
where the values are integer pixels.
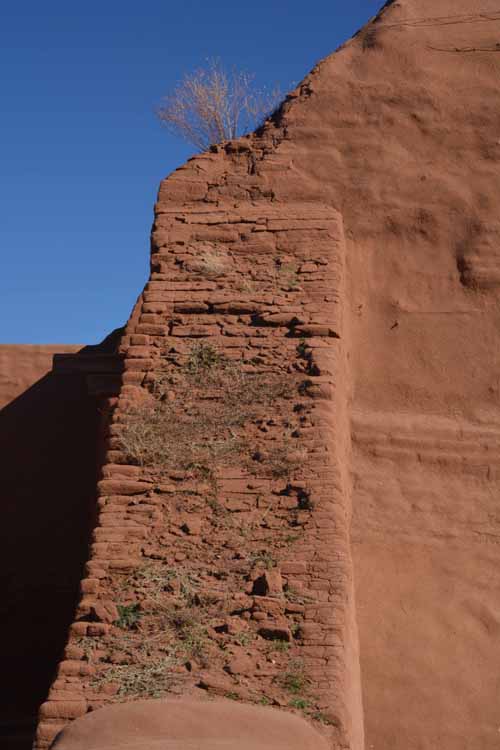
left=115, top=603, right=142, bottom=630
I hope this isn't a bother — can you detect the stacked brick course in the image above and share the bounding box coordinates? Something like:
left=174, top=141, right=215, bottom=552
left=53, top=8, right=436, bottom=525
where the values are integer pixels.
left=36, top=132, right=362, bottom=750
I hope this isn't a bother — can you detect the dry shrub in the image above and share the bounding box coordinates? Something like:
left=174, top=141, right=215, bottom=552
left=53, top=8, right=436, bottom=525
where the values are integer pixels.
left=118, top=400, right=242, bottom=474
left=157, top=58, right=282, bottom=150
left=92, top=564, right=218, bottom=698
left=119, top=344, right=292, bottom=479
left=278, top=658, right=308, bottom=695
left=96, top=657, right=177, bottom=698
left=191, top=249, right=228, bottom=278
left=120, top=564, right=198, bottom=607
left=250, top=436, right=308, bottom=479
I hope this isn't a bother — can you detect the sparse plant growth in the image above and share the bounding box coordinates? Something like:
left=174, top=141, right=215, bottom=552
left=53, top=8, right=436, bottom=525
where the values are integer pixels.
left=157, top=58, right=282, bottom=150
left=284, top=587, right=313, bottom=605
left=121, top=565, right=167, bottom=603
left=289, top=697, right=310, bottom=710
left=207, top=495, right=230, bottom=519
left=96, top=657, right=177, bottom=698
left=163, top=568, right=200, bottom=602
left=172, top=620, right=210, bottom=661
left=186, top=342, right=223, bottom=377
left=118, top=390, right=244, bottom=477
left=310, top=711, right=338, bottom=727
left=75, top=636, right=98, bottom=663
left=92, top=300, right=319, bottom=711
left=194, top=249, right=228, bottom=278
left=91, top=563, right=222, bottom=699
left=274, top=260, right=300, bottom=291
left=268, top=639, right=290, bottom=653
left=233, top=631, right=253, bottom=647
left=155, top=570, right=212, bottom=661
left=255, top=438, right=306, bottom=479
left=166, top=606, right=199, bottom=633
left=115, top=603, right=142, bottom=630
left=248, top=550, right=277, bottom=570
left=235, top=277, right=257, bottom=294
left=279, top=658, right=308, bottom=695
left=119, top=346, right=294, bottom=488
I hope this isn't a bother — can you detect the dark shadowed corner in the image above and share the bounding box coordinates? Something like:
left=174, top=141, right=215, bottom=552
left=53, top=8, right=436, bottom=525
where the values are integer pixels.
left=0, top=335, right=123, bottom=750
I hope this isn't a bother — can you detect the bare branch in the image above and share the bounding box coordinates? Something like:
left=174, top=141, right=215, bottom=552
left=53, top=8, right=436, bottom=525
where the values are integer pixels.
left=157, top=59, right=282, bottom=151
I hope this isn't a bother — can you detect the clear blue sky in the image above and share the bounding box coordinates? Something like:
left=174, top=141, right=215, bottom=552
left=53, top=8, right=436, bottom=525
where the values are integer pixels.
left=1, top=0, right=381, bottom=344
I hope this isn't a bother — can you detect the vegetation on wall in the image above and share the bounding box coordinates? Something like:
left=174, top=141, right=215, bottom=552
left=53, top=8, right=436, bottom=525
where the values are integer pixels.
left=157, top=59, right=282, bottom=150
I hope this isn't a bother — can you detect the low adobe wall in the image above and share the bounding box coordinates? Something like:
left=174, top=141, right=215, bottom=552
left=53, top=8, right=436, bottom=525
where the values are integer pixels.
left=35, top=138, right=363, bottom=750
left=0, top=346, right=117, bottom=750
left=0, top=345, right=82, bottom=409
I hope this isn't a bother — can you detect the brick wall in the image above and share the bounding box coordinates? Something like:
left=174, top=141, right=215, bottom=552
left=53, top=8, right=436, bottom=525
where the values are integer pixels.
left=35, top=134, right=363, bottom=750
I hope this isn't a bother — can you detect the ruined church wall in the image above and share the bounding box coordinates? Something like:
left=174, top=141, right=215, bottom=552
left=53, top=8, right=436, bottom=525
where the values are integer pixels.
left=35, top=134, right=364, bottom=749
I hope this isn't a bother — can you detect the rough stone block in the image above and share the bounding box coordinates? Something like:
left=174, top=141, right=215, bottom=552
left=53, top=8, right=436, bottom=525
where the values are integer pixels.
left=39, top=700, right=88, bottom=720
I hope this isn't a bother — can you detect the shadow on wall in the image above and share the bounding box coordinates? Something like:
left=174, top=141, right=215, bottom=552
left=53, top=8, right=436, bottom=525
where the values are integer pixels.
left=0, top=345, right=110, bottom=749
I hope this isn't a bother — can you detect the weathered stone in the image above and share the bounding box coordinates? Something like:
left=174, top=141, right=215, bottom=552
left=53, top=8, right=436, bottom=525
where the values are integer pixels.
left=97, top=479, right=151, bottom=496
left=180, top=515, right=202, bottom=536
left=89, top=601, right=119, bottom=624
left=39, top=700, right=87, bottom=720
left=171, top=324, right=220, bottom=337
left=257, top=622, right=292, bottom=641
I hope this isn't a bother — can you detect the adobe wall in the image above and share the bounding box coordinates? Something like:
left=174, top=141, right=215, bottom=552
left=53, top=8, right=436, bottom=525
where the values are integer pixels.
left=35, top=138, right=363, bottom=748
left=0, top=345, right=81, bottom=409
left=266, top=0, right=500, bottom=747
left=0, top=348, right=109, bottom=750
left=24, top=1, right=500, bottom=747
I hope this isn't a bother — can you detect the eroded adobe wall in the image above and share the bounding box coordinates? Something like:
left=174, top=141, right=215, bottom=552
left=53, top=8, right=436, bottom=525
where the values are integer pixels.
left=30, top=0, right=500, bottom=746
left=35, top=137, right=363, bottom=749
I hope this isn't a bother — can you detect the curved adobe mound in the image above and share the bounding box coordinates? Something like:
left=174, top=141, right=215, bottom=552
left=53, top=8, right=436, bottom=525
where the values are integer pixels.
left=49, top=699, right=330, bottom=750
